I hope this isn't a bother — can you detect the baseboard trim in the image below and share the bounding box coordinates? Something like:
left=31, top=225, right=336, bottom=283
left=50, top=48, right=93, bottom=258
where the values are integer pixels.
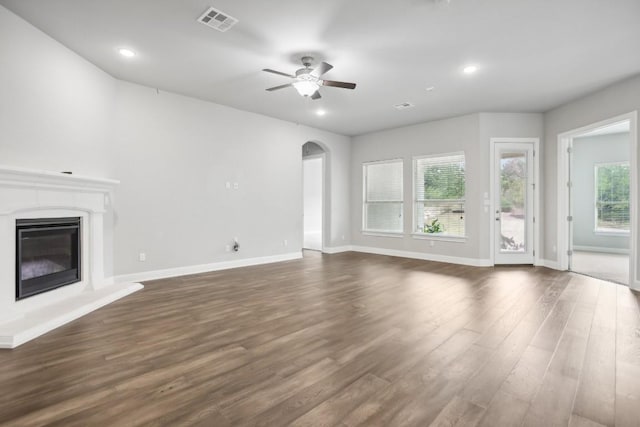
left=350, top=245, right=492, bottom=267
left=322, top=245, right=354, bottom=254
left=114, top=252, right=303, bottom=283
left=573, top=245, right=630, bottom=255
left=537, top=259, right=562, bottom=270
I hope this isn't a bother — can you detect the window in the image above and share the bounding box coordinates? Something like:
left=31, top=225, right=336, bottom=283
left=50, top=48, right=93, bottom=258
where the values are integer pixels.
left=595, top=162, right=630, bottom=233
left=414, top=152, right=465, bottom=236
left=363, top=160, right=403, bottom=233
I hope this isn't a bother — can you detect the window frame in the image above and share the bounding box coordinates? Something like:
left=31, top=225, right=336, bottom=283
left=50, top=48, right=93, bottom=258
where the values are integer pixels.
left=594, top=161, right=630, bottom=235
left=362, top=158, right=404, bottom=235
left=412, top=151, right=467, bottom=240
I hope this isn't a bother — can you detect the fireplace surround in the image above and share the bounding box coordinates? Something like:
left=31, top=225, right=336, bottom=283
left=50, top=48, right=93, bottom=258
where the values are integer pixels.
left=0, top=166, right=143, bottom=348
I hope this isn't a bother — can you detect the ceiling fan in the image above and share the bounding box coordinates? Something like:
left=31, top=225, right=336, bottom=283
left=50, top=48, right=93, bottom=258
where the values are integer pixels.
left=262, top=56, right=356, bottom=100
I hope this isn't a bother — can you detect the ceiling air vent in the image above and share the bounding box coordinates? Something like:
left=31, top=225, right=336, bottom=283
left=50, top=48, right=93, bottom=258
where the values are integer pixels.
left=394, top=102, right=415, bottom=110
left=197, top=7, right=238, bottom=32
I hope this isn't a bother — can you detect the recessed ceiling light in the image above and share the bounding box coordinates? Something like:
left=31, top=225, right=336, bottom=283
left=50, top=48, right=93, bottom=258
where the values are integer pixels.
left=118, top=48, right=136, bottom=58
left=463, top=65, right=478, bottom=74
left=316, top=109, right=327, bottom=116
left=425, top=86, right=435, bottom=92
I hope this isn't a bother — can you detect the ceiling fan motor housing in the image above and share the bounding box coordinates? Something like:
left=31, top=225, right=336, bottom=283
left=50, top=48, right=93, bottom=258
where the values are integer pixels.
left=301, top=56, right=314, bottom=68
left=296, top=69, right=315, bottom=80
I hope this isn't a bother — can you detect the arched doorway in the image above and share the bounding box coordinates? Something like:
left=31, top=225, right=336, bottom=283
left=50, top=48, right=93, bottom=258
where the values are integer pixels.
left=302, top=142, right=326, bottom=251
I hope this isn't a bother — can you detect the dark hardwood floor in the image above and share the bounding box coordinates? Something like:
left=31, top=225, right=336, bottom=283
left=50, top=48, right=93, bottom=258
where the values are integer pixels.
left=1, top=251, right=639, bottom=426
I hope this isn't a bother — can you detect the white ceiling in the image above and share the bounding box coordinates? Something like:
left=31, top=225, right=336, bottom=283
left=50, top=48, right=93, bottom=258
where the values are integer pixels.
left=2, top=0, right=640, bottom=136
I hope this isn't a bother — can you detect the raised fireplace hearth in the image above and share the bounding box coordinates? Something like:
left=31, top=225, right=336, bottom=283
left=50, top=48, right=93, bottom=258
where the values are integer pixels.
left=0, top=166, right=143, bottom=348
left=16, top=217, right=82, bottom=300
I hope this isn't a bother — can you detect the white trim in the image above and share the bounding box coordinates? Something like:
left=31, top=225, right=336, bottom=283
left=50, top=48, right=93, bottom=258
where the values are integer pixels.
left=350, top=245, right=492, bottom=267
left=557, top=111, right=638, bottom=289
left=362, top=158, right=404, bottom=234
left=362, top=231, right=404, bottom=238
left=594, top=230, right=630, bottom=237
left=322, top=245, right=354, bottom=254
left=573, top=245, right=630, bottom=255
left=536, top=259, right=561, bottom=270
left=411, top=233, right=467, bottom=243
left=0, top=165, right=119, bottom=193
left=489, top=138, right=540, bottom=266
left=114, top=252, right=303, bottom=283
left=412, top=152, right=466, bottom=239
left=411, top=151, right=466, bottom=161
left=362, top=158, right=405, bottom=166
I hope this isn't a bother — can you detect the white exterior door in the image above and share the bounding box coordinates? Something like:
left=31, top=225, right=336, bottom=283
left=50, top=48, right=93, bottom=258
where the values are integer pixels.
left=494, top=142, right=535, bottom=264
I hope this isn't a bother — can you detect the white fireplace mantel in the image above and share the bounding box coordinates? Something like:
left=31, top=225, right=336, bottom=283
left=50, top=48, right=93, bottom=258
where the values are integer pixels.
left=0, top=166, right=143, bottom=348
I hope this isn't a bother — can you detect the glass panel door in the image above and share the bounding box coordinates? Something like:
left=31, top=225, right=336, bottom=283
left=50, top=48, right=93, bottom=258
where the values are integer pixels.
left=499, top=151, right=527, bottom=253
left=494, top=143, right=534, bottom=264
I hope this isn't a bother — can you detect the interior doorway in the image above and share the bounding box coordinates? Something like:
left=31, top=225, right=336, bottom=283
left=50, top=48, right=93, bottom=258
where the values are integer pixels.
left=570, top=120, right=631, bottom=284
left=558, top=112, right=638, bottom=287
left=302, top=142, right=325, bottom=251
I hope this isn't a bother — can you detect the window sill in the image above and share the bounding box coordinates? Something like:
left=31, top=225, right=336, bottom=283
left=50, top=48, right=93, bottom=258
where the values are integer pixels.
left=594, top=229, right=630, bottom=237
left=411, top=233, right=467, bottom=243
left=362, top=231, right=404, bottom=238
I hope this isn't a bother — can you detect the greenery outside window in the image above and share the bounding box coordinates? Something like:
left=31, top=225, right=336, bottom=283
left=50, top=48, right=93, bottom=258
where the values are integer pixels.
left=363, top=159, right=403, bottom=233
left=414, top=153, right=465, bottom=236
left=595, top=162, right=630, bottom=233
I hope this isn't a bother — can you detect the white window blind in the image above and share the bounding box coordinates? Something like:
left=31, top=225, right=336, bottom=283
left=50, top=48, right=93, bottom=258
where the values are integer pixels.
left=363, top=160, right=403, bottom=232
left=595, top=162, right=630, bottom=232
left=414, top=153, right=465, bottom=236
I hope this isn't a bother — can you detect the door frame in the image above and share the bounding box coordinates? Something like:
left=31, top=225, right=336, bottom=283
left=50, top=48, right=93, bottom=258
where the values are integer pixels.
left=302, top=153, right=326, bottom=251
left=489, top=137, right=540, bottom=266
left=557, top=111, right=638, bottom=289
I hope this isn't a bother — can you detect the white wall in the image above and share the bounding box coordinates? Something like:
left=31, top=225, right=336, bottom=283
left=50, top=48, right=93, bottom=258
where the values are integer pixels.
left=572, top=133, right=630, bottom=251
left=543, top=74, right=640, bottom=284
left=351, top=114, right=481, bottom=261
left=350, top=113, right=543, bottom=264
left=5, top=2, right=640, bottom=280
left=0, top=5, right=351, bottom=279
left=0, top=6, right=117, bottom=276
left=303, top=157, right=323, bottom=250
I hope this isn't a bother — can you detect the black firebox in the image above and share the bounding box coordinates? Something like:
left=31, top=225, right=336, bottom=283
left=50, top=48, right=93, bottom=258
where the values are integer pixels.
left=16, top=217, right=81, bottom=300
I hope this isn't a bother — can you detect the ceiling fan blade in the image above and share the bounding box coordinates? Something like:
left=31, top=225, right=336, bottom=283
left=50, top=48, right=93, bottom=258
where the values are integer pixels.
left=310, top=62, right=333, bottom=78
left=322, top=80, right=356, bottom=89
left=262, top=68, right=295, bottom=78
left=266, top=83, right=293, bottom=91
left=311, top=91, right=322, bottom=100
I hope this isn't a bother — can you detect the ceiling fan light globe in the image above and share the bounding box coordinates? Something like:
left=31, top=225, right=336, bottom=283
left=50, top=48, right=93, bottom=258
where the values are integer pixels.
left=293, top=80, right=320, bottom=97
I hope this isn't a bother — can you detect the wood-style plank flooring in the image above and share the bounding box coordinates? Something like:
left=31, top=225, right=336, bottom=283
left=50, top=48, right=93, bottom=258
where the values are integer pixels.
left=1, top=251, right=639, bottom=426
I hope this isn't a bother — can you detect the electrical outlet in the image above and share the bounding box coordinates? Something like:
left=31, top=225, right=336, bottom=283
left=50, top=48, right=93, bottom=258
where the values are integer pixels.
left=342, top=235, right=345, bottom=241
left=225, top=245, right=231, bottom=252
left=283, top=239, right=288, bottom=246
left=233, top=182, right=239, bottom=190
left=225, top=182, right=231, bottom=189
left=138, top=252, right=146, bottom=262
